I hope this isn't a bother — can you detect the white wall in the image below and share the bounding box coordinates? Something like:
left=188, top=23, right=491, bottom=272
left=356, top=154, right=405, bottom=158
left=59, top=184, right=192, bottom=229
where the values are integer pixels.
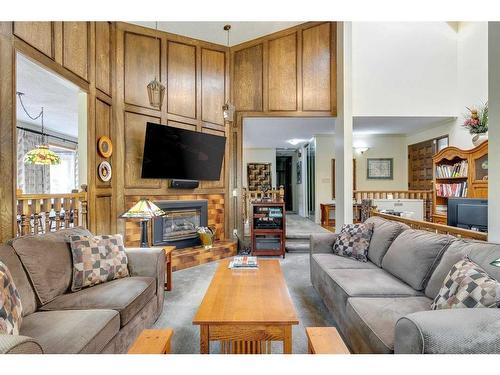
left=297, top=145, right=307, bottom=217
left=312, top=133, right=408, bottom=222
left=352, top=22, right=458, bottom=117
left=314, top=135, right=336, bottom=223
left=488, top=22, right=500, bottom=243
left=242, top=148, right=277, bottom=188
left=354, top=134, right=408, bottom=190
left=405, top=120, right=453, bottom=147
left=451, top=22, right=489, bottom=149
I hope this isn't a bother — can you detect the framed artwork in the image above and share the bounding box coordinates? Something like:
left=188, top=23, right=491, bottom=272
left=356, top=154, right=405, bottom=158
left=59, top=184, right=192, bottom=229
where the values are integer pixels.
left=297, top=161, right=302, bottom=184
left=97, top=136, right=113, bottom=158
left=98, top=161, right=112, bottom=182
left=247, top=163, right=272, bottom=190
left=367, top=158, right=393, bottom=180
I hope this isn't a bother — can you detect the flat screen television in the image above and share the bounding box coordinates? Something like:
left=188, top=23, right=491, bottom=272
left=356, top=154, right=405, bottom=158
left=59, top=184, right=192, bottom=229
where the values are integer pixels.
left=447, top=197, right=488, bottom=232
left=141, top=122, right=226, bottom=181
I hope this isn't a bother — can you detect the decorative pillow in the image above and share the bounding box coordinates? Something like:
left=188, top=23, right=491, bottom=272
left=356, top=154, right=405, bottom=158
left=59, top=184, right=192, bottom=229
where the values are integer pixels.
left=333, top=223, right=374, bottom=262
left=431, top=257, right=500, bottom=310
left=69, top=234, right=129, bottom=292
left=0, top=262, right=23, bottom=335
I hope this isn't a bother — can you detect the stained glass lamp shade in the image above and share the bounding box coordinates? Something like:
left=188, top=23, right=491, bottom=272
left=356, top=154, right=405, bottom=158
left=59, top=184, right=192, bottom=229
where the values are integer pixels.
left=120, top=199, right=165, bottom=247
left=24, top=144, right=61, bottom=165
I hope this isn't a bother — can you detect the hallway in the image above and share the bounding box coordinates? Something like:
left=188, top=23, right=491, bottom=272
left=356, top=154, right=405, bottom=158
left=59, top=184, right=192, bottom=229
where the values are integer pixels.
left=285, top=214, right=332, bottom=252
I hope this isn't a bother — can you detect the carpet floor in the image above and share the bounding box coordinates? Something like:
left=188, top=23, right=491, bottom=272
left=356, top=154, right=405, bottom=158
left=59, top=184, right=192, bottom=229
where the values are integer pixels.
left=153, top=253, right=336, bottom=354
left=286, top=214, right=331, bottom=238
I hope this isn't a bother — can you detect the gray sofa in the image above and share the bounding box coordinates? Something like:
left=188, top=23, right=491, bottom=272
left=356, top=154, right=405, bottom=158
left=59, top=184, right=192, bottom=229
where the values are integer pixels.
left=310, top=216, right=500, bottom=354
left=0, top=227, right=165, bottom=354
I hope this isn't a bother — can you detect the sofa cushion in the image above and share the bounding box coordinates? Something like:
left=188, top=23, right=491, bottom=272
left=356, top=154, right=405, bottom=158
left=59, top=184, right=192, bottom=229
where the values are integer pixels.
left=20, top=309, right=119, bottom=354
left=432, top=258, right=500, bottom=310
left=0, top=262, right=23, bottom=334
left=425, top=240, right=475, bottom=299
left=0, top=245, right=36, bottom=316
left=69, top=234, right=129, bottom=291
left=333, top=223, right=374, bottom=262
left=40, top=276, right=155, bottom=327
left=313, top=253, right=379, bottom=270
left=468, top=242, right=500, bottom=282
left=382, top=229, right=453, bottom=291
left=345, top=296, right=432, bottom=353
left=365, top=216, right=409, bottom=267
left=9, top=227, right=93, bottom=305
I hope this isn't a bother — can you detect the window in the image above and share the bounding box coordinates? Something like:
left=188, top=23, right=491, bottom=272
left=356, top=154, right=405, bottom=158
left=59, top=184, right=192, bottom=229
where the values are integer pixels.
left=49, top=145, right=78, bottom=194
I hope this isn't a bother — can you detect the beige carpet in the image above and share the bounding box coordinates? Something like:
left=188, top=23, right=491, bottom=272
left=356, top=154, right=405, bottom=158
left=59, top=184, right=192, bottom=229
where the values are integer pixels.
left=153, top=253, right=336, bottom=354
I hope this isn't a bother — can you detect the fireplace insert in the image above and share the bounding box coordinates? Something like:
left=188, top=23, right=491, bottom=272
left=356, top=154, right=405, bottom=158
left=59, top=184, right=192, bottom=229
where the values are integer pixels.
left=152, top=200, right=208, bottom=248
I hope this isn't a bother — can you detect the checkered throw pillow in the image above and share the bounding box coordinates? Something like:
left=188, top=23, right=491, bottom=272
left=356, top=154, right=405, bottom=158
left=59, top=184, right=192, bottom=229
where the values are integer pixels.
left=333, top=223, right=374, bottom=262
left=69, top=234, right=129, bottom=292
left=0, top=262, right=23, bottom=335
left=431, top=257, right=500, bottom=310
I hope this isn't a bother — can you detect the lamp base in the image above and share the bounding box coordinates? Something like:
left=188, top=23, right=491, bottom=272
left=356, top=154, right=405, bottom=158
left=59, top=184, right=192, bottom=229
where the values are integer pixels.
left=140, top=220, right=149, bottom=248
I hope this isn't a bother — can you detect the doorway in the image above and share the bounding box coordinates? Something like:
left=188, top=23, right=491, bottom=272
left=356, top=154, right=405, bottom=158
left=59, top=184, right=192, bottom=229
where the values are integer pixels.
left=276, top=155, right=293, bottom=211
left=305, top=142, right=316, bottom=220
left=408, top=135, right=448, bottom=190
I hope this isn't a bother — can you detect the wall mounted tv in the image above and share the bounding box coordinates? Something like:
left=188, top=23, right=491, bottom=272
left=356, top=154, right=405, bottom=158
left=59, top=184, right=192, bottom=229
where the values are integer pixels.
left=141, top=122, right=226, bottom=181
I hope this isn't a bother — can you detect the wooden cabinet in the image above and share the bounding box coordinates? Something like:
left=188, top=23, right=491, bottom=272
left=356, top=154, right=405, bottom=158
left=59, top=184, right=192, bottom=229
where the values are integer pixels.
left=231, top=22, right=336, bottom=115
left=201, top=48, right=226, bottom=125
left=62, top=22, right=89, bottom=81
left=95, top=22, right=112, bottom=95
left=432, top=141, right=488, bottom=224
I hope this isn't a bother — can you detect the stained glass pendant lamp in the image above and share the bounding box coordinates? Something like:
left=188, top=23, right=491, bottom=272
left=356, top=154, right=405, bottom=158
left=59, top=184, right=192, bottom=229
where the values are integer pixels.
left=17, top=92, right=61, bottom=165
left=120, top=198, right=166, bottom=247
left=147, top=22, right=166, bottom=108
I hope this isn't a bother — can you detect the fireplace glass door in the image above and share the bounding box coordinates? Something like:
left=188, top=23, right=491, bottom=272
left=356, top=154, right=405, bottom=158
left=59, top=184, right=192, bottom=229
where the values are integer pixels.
left=162, top=209, right=201, bottom=242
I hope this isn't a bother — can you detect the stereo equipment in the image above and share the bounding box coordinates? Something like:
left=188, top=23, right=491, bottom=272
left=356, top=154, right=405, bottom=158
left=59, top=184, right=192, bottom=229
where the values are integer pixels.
left=169, top=179, right=199, bottom=189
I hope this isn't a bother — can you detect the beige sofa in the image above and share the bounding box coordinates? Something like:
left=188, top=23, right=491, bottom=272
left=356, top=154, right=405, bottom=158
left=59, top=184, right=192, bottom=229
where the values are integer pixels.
left=0, top=227, right=165, bottom=354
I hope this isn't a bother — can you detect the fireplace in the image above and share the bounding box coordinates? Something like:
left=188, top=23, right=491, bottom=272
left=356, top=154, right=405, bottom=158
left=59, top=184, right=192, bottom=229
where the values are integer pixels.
left=152, top=200, right=208, bottom=248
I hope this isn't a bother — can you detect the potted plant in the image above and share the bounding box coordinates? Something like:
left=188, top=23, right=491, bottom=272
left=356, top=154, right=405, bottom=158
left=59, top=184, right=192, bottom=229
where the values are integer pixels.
left=463, top=102, right=488, bottom=146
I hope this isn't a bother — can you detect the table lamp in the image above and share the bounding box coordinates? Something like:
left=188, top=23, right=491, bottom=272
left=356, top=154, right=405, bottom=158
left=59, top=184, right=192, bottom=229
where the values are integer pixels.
left=120, top=198, right=165, bottom=247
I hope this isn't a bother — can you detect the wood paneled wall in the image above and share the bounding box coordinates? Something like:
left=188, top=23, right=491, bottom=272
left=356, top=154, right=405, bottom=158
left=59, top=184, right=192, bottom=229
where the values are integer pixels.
left=231, top=22, right=336, bottom=115
left=0, top=21, right=336, bottom=243
left=0, top=21, right=116, bottom=239
left=114, top=22, right=230, bottom=243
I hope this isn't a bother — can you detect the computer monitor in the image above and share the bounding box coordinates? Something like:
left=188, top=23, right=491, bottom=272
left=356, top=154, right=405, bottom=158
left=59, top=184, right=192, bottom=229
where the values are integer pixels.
left=447, top=197, right=488, bottom=232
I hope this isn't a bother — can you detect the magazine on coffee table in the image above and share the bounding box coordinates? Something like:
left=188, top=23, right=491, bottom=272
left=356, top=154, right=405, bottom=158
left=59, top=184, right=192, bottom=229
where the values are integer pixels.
left=228, top=256, right=258, bottom=269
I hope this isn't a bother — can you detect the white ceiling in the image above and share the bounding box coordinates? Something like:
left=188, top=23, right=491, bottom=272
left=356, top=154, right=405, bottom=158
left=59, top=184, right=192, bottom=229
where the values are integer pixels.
left=130, top=22, right=302, bottom=46
left=16, top=53, right=80, bottom=138
left=243, top=116, right=455, bottom=149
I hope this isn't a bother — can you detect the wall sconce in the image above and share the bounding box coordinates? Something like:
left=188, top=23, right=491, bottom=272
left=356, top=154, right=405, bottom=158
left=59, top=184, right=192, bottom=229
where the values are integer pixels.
left=354, top=147, right=369, bottom=154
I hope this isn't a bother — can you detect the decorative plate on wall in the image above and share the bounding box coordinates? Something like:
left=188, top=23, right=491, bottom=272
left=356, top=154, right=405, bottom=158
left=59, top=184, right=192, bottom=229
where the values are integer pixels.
left=98, top=161, right=112, bottom=182
left=97, top=136, right=113, bottom=158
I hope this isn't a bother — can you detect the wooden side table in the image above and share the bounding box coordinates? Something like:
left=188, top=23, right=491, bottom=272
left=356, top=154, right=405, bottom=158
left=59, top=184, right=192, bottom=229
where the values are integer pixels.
left=306, top=327, right=350, bottom=354
left=163, top=246, right=175, bottom=291
left=128, top=329, right=174, bottom=354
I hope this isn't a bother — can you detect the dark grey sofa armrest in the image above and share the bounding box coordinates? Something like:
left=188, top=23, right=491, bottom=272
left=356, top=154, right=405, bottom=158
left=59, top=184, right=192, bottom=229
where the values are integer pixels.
left=0, top=334, right=43, bottom=354
left=310, top=233, right=338, bottom=254
left=395, top=309, right=500, bottom=354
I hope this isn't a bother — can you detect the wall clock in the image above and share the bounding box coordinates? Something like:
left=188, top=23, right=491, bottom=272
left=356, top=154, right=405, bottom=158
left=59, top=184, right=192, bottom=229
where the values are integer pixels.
left=98, top=161, right=112, bottom=182
left=97, top=136, right=113, bottom=158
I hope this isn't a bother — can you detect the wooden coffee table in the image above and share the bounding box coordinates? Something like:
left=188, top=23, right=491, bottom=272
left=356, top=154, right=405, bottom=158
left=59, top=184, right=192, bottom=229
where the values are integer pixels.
left=193, top=259, right=299, bottom=354
left=306, top=327, right=350, bottom=354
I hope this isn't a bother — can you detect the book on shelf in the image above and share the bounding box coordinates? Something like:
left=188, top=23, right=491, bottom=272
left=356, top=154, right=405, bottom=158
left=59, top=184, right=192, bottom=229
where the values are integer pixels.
left=435, top=160, right=468, bottom=178
left=435, top=205, right=448, bottom=214
left=435, top=181, right=468, bottom=198
left=228, top=256, right=258, bottom=269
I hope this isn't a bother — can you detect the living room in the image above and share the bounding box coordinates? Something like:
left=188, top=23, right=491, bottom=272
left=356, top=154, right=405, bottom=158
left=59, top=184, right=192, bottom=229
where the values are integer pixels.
left=2, top=0, right=500, bottom=373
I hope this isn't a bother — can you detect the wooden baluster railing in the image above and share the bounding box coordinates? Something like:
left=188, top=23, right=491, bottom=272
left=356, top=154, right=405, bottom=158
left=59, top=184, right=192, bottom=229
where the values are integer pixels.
left=33, top=198, right=42, bottom=234
left=53, top=198, right=62, bottom=231
left=21, top=199, right=30, bottom=236
left=63, top=197, right=71, bottom=229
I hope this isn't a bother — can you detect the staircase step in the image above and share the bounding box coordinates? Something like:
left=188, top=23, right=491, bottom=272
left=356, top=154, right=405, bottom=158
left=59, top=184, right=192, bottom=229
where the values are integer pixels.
left=285, top=240, right=310, bottom=253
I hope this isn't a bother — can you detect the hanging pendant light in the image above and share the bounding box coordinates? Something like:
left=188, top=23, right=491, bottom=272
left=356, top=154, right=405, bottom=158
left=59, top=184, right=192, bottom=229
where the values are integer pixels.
left=17, top=92, right=61, bottom=166
left=147, top=22, right=166, bottom=108
left=222, top=25, right=235, bottom=122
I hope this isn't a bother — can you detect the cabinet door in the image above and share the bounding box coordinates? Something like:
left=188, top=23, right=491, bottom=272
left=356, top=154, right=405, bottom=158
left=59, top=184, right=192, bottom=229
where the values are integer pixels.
left=62, top=22, right=90, bottom=81
left=268, top=33, right=297, bottom=111
left=201, top=48, right=225, bottom=125
left=14, top=22, right=53, bottom=58
left=95, top=22, right=112, bottom=95
left=233, top=44, right=263, bottom=111
left=302, top=23, right=331, bottom=111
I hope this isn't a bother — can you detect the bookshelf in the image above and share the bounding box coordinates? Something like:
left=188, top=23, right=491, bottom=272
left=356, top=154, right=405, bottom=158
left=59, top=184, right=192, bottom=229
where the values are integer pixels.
left=432, top=141, right=488, bottom=225
left=250, top=201, right=286, bottom=258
